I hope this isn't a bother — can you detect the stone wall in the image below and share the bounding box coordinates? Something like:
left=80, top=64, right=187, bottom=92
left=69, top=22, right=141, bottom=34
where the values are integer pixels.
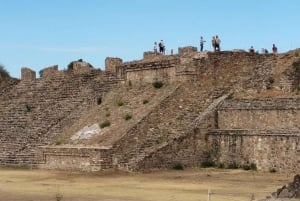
left=105, top=57, right=123, bottom=73
left=107, top=47, right=277, bottom=90
left=120, top=56, right=180, bottom=84
left=218, top=98, right=300, bottom=130
left=209, top=130, right=300, bottom=173
left=40, top=65, right=59, bottom=78
left=37, top=146, right=113, bottom=171
left=206, top=98, right=300, bottom=173
left=21, top=67, right=36, bottom=81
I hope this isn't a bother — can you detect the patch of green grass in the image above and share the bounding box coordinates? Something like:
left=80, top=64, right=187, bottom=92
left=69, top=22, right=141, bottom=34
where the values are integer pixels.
left=116, top=97, right=124, bottom=106
left=152, top=80, right=163, bottom=89
left=123, top=113, right=132, bottom=120
left=25, top=103, right=31, bottom=112
left=201, top=160, right=215, bottom=168
left=227, top=162, right=239, bottom=169
left=172, top=163, right=184, bottom=170
left=226, top=93, right=234, bottom=100
left=100, top=120, right=111, bottom=128
left=242, top=163, right=257, bottom=171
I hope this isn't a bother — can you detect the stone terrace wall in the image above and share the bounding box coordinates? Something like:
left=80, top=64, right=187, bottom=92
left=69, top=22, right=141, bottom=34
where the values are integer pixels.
left=207, top=98, right=300, bottom=173
left=0, top=69, right=118, bottom=166
left=37, top=146, right=113, bottom=171
left=217, top=98, right=300, bottom=130
left=114, top=49, right=277, bottom=90
left=192, top=51, right=277, bottom=91
left=119, top=55, right=180, bottom=84
left=209, top=130, right=300, bottom=173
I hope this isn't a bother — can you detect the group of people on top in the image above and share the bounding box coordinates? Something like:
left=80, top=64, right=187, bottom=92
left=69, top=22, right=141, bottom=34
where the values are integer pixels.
left=200, top=35, right=221, bottom=52
left=153, top=36, right=278, bottom=55
left=249, top=44, right=277, bottom=54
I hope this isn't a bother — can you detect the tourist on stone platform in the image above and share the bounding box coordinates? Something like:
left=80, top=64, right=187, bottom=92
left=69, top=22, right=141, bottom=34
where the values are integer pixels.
left=272, top=44, right=278, bottom=54
left=212, top=36, right=216, bottom=52
left=200, top=36, right=206, bottom=52
left=215, top=35, right=221, bottom=51
left=249, top=46, right=255, bottom=53
left=261, top=48, right=269, bottom=54
left=154, top=42, right=158, bottom=53
left=159, top=40, right=165, bottom=55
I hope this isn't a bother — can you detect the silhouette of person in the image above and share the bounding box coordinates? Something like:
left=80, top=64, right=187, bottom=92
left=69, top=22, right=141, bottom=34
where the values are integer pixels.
left=215, top=35, right=221, bottom=51
left=212, top=36, right=216, bottom=52
left=200, top=36, right=206, bottom=52
left=272, top=44, right=278, bottom=54
left=159, top=40, right=165, bottom=55
left=154, top=42, right=158, bottom=53
left=249, top=46, right=255, bottom=53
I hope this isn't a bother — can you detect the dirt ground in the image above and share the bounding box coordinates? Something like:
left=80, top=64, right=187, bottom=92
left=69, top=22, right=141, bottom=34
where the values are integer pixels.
left=0, top=167, right=294, bottom=201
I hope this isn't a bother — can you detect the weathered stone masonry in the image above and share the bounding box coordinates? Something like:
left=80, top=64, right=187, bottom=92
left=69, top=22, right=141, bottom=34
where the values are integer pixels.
left=209, top=98, right=300, bottom=173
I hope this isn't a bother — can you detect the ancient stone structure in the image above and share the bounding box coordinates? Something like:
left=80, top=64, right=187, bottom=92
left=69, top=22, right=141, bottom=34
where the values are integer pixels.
left=1, top=46, right=300, bottom=172
left=209, top=98, right=300, bottom=172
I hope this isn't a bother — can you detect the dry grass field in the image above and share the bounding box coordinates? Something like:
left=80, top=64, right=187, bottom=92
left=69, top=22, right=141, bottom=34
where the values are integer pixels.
left=0, top=167, right=294, bottom=201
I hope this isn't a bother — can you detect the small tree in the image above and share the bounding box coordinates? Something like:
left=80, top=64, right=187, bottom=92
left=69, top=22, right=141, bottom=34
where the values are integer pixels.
left=0, top=64, right=10, bottom=78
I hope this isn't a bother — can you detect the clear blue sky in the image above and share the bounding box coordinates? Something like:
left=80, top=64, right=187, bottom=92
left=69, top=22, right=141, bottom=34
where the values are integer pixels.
left=1, top=0, right=299, bottom=78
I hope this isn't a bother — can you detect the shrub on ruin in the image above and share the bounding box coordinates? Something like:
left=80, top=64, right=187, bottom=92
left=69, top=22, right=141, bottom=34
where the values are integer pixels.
left=172, top=163, right=184, bottom=170
left=201, top=160, right=215, bottom=168
left=227, top=162, right=239, bottom=169
left=226, top=93, right=234, bottom=100
left=100, top=120, right=111, bottom=128
left=25, top=103, right=31, bottom=112
left=54, top=137, right=64, bottom=145
left=97, top=96, right=102, bottom=105
left=123, top=113, right=132, bottom=121
left=152, top=80, right=163, bottom=89
left=0, top=64, right=10, bottom=78
left=116, top=97, right=124, bottom=106
left=55, top=193, right=63, bottom=201
left=217, top=163, right=225, bottom=169
left=143, top=99, right=149, bottom=104
left=67, top=61, right=74, bottom=70
left=268, top=77, right=275, bottom=84
left=269, top=167, right=277, bottom=173
left=242, top=162, right=257, bottom=171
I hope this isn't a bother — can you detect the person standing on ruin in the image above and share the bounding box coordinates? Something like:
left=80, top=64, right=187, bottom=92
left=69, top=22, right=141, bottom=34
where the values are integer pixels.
left=272, top=44, right=278, bottom=54
left=215, top=35, right=221, bottom=51
left=159, top=40, right=165, bottom=55
left=154, top=41, right=158, bottom=53
left=212, top=36, right=216, bottom=52
left=249, top=46, right=255, bottom=53
left=200, top=36, right=206, bottom=52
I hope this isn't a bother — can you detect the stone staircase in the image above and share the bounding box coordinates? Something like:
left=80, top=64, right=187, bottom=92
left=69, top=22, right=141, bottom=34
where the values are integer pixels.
left=112, top=81, right=230, bottom=170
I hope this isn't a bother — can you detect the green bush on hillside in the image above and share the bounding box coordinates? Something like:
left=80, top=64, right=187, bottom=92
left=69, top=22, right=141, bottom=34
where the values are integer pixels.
left=152, top=80, right=163, bottom=89
left=0, top=64, right=10, bottom=78
left=100, top=120, right=111, bottom=128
